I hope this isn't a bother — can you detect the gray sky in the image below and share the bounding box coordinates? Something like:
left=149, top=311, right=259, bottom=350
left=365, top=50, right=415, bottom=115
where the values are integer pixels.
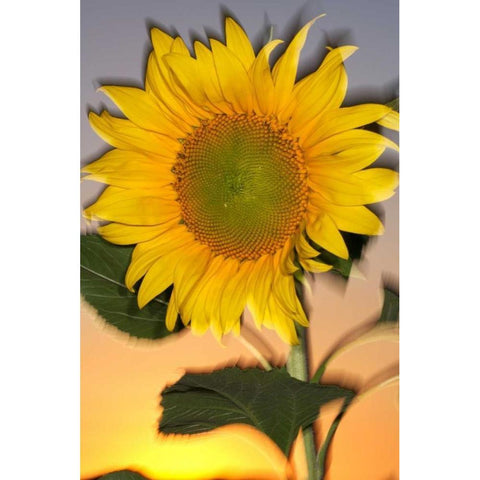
left=81, top=0, right=399, bottom=171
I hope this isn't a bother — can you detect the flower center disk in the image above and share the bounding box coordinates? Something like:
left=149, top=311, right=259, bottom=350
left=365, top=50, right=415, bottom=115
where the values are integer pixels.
left=174, top=114, right=308, bottom=260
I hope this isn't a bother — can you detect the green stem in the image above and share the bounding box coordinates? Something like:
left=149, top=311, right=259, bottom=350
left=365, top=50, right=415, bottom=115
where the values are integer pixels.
left=286, top=325, right=318, bottom=480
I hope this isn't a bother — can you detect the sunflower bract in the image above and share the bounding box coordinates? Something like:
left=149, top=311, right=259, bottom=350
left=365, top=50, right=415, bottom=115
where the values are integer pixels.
left=83, top=17, right=399, bottom=344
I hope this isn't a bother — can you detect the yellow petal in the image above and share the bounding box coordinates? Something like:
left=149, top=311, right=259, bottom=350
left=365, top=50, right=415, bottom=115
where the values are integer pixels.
left=145, top=50, right=164, bottom=97
left=171, top=36, right=191, bottom=56
left=274, top=237, right=298, bottom=276
left=138, top=424, right=293, bottom=480
left=137, top=251, right=178, bottom=308
left=220, top=260, right=253, bottom=334
left=272, top=16, right=324, bottom=115
left=306, top=145, right=385, bottom=174
left=164, top=53, right=209, bottom=107
left=98, top=86, right=185, bottom=137
left=97, top=220, right=180, bottom=246
left=377, top=109, right=399, bottom=130
left=125, top=242, right=167, bottom=293
left=290, top=46, right=357, bottom=133
left=262, top=296, right=300, bottom=345
left=249, top=39, right=284, bottom=115
left=303, top=104, right=394, bottom=149
left=306, top=128, right=399, bottom=158
left=225, top=17, right=255, bottom=70
left=159, top=37, right=213, bottom=120
left=193, top=41, right=234, bottom=113
left=145, top=51, right=200, bottom=129
left=271, top=273, right=308, bottom=327
left=306, top=212, right=349, bottom=259
left=182, top=255, right=225, bottom=333
left=83, top=186, right=180, bottom=225
left=173, top=245, right=212, bottom=314
left=249, top=264, right=307, bottom=344
left=247, top=255, right=275, bottom=327
left=210, top=39, right=253, bottom=113
left=293, top=68, right=348, bottom=140
left=150, top=27, right=174, bottom=58
left=88, top=111, right=180, bottom=155
left=309, top=168, right=399, bottom=205
left=196, top=257, right=241, bottom=338
left=271, top=266, right=308, bottom=329
left=314, top=203, right=385, bottom=235
left=300, top=257, right=333, bottom=273
left=203, top=258, right=240, bottom=337
left=293, top=45, right=357, bottom=96
left=165, top=289, right=178, bottom=331
left=125, top=227, right=193, bottom=291
left=82, top=149, right=175, bottom=189
left=247, top=256, right=275, bottom=329
left=271, top=271, right=302, bottom=318
left=295, top=232, right=321, bottom=259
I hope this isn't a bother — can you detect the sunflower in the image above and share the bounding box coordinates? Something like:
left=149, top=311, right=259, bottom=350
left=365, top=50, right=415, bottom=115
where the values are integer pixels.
left=83, top=16, right=399, bottom=344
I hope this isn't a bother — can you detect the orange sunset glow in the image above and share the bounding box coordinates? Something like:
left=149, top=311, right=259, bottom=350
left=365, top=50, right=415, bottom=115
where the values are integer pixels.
left=81, top=191, right=399, bottom=480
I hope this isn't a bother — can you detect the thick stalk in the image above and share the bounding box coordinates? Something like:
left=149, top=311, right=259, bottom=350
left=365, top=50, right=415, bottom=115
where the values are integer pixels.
left=286, top=325, right=318, bottom=480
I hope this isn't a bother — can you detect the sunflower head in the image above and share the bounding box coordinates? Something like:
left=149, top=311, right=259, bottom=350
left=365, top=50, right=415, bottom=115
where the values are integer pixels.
left=173, top=113, right=308, bottom=261
left=82, top=16, right=399, bottom=344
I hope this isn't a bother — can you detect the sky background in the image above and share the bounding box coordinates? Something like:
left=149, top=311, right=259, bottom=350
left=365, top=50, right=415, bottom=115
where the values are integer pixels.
left=81, top=1, right=399, bottom=478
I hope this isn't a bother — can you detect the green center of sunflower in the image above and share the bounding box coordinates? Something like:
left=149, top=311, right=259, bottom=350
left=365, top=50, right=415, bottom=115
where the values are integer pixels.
left=173, top=114, right=308, bottom=261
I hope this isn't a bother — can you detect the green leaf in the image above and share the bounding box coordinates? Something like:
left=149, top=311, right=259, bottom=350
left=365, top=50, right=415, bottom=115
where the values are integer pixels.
left=377, top=287, right=399, bottom=324
left=81, top=235, right=183, bottom=340
left=386, top=97, right=399, bottom=112
left=308, top=233, right=370, bottom=279
left=316, top=249, right=353, bottom=278
left=96, top=471, right=150, bottom=480
left=159, top=367, right=355, bottom=456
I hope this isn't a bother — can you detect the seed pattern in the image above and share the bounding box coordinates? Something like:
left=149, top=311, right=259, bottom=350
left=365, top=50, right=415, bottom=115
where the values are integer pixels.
left=174, top=114, right=308, bottom=260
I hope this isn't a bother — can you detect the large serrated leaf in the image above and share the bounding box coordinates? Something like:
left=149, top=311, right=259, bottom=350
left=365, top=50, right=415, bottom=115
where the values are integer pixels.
left=81, top=235, right=183, bottom=340
left=159, top=367, right=355, bottom=455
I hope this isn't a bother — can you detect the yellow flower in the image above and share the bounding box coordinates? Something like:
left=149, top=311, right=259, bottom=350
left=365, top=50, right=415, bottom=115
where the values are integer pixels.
left=83, top=17, right=399, bottom=344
